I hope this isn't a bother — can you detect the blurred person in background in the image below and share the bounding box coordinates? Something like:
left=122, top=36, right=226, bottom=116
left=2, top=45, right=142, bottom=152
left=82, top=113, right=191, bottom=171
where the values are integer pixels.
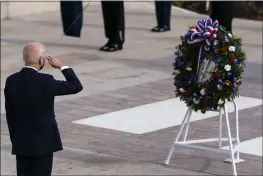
left=100, top=1, right=125, bottom=52
left=151, top=1, right=172, bottom=32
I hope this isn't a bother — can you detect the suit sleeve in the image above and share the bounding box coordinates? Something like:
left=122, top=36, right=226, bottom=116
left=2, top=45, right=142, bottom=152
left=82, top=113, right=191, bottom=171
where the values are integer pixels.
left=47, top=68, right=83, bottom=96
left=4, top=79, right=14, bottom=144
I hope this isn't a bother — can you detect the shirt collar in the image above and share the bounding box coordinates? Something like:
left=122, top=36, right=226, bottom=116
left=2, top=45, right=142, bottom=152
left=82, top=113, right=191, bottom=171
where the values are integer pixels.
left=23, top=66, right=38, bottom=72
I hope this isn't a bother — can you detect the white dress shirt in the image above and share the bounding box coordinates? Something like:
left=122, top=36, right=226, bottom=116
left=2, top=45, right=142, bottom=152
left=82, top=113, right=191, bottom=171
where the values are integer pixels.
left=24, top=66, right=70, bottom=71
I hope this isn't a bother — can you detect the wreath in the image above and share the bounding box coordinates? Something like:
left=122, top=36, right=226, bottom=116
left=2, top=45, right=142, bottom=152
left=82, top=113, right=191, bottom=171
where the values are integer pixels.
left=173, top=17, right=246, bottom=114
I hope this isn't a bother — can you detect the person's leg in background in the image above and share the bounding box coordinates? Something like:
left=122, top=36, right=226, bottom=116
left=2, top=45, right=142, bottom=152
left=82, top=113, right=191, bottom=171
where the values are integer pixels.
left=60, top=1, right=83, bottom=37
left=210, top=1, right=234, bottom=33
left=163, top=1, right=172, bottom=30
left=100, top=1, right=124, bottom=52
left=112, top=1, right=125, bottom=49
left=221, top=1, right=233, bottom=33
left=152, top=1, right=163, bottom=31
left=100, top=1, right=114, bottom=51
left=152, top=1, right=172, bottom=32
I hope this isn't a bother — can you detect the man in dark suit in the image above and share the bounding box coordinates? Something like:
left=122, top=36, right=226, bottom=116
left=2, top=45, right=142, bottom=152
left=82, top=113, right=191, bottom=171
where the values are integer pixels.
left=100, top=1, right=125, bottom=52
left=210, top=1, right=234, bottom=33
left=151, top=1, right=172, bottom=32
left=4, top=42, right=83, bottom=176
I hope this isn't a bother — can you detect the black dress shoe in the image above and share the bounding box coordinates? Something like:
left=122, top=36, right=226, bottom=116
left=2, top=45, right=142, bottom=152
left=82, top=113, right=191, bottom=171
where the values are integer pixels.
left=151, top=26, right=171, bottom=32
left=99, top=40, right=111, bottom=51
left=100, top=43, right=122, bottom=52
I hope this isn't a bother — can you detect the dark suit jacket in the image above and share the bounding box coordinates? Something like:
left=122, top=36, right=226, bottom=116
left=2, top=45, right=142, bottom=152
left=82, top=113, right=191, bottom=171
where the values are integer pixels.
left=4, top=67, right=83, bottom=156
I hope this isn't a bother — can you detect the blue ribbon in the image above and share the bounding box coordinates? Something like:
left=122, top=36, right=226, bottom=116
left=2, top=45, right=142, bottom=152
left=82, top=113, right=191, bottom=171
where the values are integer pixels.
left=186, top=17, right=219, bottom=51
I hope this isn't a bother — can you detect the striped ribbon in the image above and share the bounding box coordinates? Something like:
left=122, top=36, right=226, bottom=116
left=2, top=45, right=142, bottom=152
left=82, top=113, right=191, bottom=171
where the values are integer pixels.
left=186, top=17, right=219, bottom=51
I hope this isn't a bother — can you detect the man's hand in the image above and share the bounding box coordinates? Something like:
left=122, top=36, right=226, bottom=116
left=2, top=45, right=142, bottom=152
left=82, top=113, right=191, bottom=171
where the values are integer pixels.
left=46, top=56, right=63, bottom=69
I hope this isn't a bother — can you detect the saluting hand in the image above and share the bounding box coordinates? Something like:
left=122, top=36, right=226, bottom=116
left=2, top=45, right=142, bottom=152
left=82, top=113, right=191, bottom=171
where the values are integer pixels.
left=46, top=56, right=63, bottom=69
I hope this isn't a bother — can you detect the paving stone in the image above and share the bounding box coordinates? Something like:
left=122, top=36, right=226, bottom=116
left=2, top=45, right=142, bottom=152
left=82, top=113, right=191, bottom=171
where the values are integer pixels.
left=80, top=105, right=113, bottom=114
left=64, top=153, right=131, bottom=171
left=52, top=162, right=101, bottom=175
left=92, top=161, right=212, bottom=175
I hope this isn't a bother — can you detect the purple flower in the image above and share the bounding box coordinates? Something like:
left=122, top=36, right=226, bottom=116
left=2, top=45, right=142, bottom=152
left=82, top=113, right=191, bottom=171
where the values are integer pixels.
left=218, top=79, right=223, bottom=84
left=174, top=51, right=181, bottom=57
left=214, top=57, right=223, bottom=64
left=178, top=62, right=184, bottom=67
left=223, top=35, right=229, bottom=42
left=237, top=46, right=241, bottom=51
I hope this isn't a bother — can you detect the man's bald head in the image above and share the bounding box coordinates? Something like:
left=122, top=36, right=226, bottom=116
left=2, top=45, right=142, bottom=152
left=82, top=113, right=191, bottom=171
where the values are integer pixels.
left=23, top=42, right=45, bottom=65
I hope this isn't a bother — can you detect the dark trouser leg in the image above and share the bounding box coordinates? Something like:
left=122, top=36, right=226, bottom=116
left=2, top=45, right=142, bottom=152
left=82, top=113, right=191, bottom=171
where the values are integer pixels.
left=221, top=1, right=233, bottom=33
left=155, top=1, right=164, bottom=27
left=31, top=153, right=53, bottom=176
left=163, top=1, right=172, bottom=27
left=221, top=16, right=233, bottom=33
left=16, top=155, right=31, bottom=176
left=60, top=1, right=83, bottom=37
left=101, top=1, right=114, bottom=42
left=210, top=1, right=233, bottom=33
left=112, top=1, right=125, bottom=45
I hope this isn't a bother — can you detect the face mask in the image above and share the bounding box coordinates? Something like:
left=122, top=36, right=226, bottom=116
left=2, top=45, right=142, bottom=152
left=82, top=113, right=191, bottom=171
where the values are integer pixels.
left=39, top=57, right=45, bottom=71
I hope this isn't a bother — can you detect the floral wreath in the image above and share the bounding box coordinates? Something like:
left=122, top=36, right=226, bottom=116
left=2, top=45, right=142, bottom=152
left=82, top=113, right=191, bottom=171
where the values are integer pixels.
left=173, top=17, right=246, bottom=114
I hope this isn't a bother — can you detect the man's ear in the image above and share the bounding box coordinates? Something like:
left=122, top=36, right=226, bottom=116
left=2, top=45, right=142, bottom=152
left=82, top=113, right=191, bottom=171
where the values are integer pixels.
left=39, top=56, right=44, bottom=65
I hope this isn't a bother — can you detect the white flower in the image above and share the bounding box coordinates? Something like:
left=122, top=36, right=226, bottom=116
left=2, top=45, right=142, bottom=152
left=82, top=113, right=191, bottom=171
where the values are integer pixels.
left=218, top=99, right=224, bottom=105
left=224, top=64, right=231, bottom=71
left=217, top=84, right=223, bottom=91
left=228, top=33, right=232, bottom=38
left=179, top=88, right=185, bottom=93
left=193, top=98, right=200, bottom=104
left=174, top=70, right=180, bottom=74
left=186, top=67, right=192, bottom=71
left=213, top=40, right=218, bottom=45
left=229, top=46, right=236, bottom=52
left=200, top=88, right=206, bottom=95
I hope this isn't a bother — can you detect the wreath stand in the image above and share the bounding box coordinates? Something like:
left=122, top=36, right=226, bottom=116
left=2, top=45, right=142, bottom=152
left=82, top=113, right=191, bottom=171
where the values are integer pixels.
left=165, top=47, right=244, bottom=176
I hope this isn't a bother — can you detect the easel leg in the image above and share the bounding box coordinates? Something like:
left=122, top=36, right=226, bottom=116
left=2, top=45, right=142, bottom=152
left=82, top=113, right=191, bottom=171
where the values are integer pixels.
left=233, top=100, right=240, bottom=160
left=183, top=109, right=192, bottom=141
left=232, top=100, right=245, bottom=163
left=165, top=107, right=192, bottom=165
left=218, top=109, right=223, bottom=147
left=224, top=105, right=237, bottom=176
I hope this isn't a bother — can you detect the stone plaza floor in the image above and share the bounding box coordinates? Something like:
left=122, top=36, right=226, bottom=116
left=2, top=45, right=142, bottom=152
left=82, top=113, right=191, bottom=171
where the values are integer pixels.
left=1, top=2, right=262, bottom=175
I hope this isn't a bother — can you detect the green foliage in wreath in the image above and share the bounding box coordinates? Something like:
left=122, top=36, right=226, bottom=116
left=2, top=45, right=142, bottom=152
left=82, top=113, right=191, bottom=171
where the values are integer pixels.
left=173, top=23, right=246, bottom=114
